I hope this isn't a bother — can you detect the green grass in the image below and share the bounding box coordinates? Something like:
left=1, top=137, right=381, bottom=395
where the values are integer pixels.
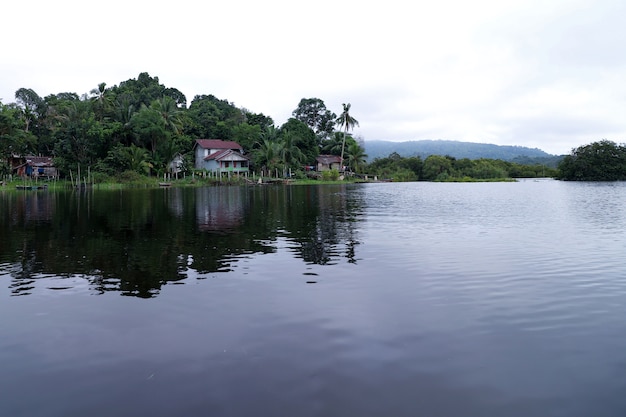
left=2, top=173, right=517, bottom=192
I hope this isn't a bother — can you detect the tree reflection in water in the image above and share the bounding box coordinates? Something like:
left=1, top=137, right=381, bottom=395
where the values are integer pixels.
left=0, top=184, right=363, bottom=297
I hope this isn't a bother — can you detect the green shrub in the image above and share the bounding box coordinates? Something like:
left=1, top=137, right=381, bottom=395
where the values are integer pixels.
left=116, top=170, right=147, bottom=183
left=321, top=169, right=340, bottom=181
left=390, top=168, right=418, bottom=182
left=293, top=170, right=308, bottom=180
left=90, top=171, right=112, bottom=184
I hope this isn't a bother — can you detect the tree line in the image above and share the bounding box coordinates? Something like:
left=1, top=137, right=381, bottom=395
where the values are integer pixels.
left=366, top=152, right=558, bottom=181
left=5, top=71, right=615, bottom=182
left=557, top=140, right=626, bottom=181
left=0, top=72, right=366, bottom=181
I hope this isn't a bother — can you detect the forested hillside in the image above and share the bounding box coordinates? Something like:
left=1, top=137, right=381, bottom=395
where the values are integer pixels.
left=365, top=139, right=559, bottom=162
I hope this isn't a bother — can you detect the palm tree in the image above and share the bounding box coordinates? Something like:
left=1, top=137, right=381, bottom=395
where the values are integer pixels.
left=123, top=144, right=152, bottom=174
left=89, top=82, right=112, bottom=121
left=150, top=96, right=183, bottom=136
left=336, top=103, right=359, bottom=172
left=321, top=132, right=345, bottom=155
left=259, top=125, right=279, bottom=143
left=113, top=98, right=136, bottom=146
left=254, top=138, right=283, bottom=177
left=345, top=142, right=368, bottom=174
left=279, top=130, right=305, bottom=171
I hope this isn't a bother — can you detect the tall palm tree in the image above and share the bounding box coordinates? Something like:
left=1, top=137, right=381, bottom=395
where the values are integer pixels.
left=89, top=82, right=111, bottom=121
left=336, top=103, right=359, bottom=172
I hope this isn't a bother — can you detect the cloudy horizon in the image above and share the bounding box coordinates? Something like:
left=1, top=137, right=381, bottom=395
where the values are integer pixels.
left=3, top=0, right=626, bottom=156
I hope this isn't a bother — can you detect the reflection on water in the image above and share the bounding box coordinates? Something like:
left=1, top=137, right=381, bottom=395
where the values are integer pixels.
left=0, top=185, right=361, bottom=297
left=3, top=180, right=626, bottom=417
left=194, top=186, right=246, bottom=232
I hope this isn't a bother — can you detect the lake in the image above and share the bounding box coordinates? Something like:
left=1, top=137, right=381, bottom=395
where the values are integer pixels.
left=1, top=180, right=626, bottom=417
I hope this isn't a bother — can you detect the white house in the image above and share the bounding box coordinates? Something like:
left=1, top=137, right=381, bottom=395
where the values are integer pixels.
left=168, top=153, right=184, bottom=174
left=193, top=139, right=250, bottom=173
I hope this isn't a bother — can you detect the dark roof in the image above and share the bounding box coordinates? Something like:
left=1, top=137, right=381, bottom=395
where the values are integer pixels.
left=25, top=156, right=54, bottom=167
left=204, top=149, right=250, bottom=161
left=195, top=139, right=243, bottom=150
left=316, top=155, right=342, bottom=164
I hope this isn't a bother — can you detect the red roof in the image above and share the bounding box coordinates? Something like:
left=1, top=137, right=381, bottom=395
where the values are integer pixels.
left=195, top=139, right=242, bottom=150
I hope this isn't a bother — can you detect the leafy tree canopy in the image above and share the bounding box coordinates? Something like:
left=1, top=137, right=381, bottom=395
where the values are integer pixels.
left=243, top=110, right=274, bottom=131
left=111, top=72, right=187, bottom=109
left=558, top=140, right=626, bottom=181
left=292, top=98, right=336, bottom=141
left=278, top=118, right=318, bottom=165
left=186, top=94, right=245, bottom=140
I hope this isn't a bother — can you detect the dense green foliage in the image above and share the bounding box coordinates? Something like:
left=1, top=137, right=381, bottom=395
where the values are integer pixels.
left=292, top=98, right=336, bottom=142
left=558, top=140, right=626, bottom=181
left=367, top=152, right=557, bottom=181
left=0, top=73, right=367, bottom=181
left=0, top=71, right=569, bottom=183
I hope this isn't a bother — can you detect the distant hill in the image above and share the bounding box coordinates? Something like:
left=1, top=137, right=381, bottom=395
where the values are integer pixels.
left=364, top=140, right=560, bottom=163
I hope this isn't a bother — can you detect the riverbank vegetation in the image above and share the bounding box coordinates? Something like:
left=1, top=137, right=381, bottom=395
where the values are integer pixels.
left=557, top=140, right=626, bottom=181
left=365, top=152, right=556, bottom=181
left=0, top=73, right=369, bottom=183
left=0, top=71, right=565, bottom=185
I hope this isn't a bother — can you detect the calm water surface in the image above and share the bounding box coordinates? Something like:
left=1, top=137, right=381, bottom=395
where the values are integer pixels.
left=2, top=180, right=626, bottom=416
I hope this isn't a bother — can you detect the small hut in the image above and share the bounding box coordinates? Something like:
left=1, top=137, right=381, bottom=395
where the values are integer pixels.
left=316, top=155, right=342, bottom=171
left=11, top=155, right=58, bottom=179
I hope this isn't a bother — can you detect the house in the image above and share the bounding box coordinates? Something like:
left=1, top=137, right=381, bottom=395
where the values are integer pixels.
left=11, top=155, right=58, bottom=179
left=193, top=139, right=250, bottom=173
left=168, top=153, right=184, bottom=174
left=316, top=155, right=342, bottom=171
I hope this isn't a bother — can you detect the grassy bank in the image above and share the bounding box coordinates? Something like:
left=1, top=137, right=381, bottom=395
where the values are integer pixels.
left=1, top=173, right=519, bottom=192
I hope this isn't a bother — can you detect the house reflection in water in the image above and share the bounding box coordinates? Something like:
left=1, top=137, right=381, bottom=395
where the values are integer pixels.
left=195, top=187, right=246, bottom=232
left=10, top=191, right=55, bottom=224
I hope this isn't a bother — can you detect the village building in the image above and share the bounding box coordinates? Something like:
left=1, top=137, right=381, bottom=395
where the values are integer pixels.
left=168, top=153, right=185, bottom=174
left=193, top=139, right=250, bottom=174
left=315, top=155, right=342, bottom=172
left=10, top=155, right=58, bottom=179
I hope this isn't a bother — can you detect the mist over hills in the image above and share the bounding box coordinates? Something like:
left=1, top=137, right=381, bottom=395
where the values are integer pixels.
left=364, top=140, right=563, bottom=166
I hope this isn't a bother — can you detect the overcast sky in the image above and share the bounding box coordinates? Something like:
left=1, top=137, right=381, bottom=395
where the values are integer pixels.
left=3, top=0, right=626, bottom=155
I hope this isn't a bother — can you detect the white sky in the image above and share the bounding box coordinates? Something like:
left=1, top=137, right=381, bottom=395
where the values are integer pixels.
left=3, top=0, right=626, bottom=155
